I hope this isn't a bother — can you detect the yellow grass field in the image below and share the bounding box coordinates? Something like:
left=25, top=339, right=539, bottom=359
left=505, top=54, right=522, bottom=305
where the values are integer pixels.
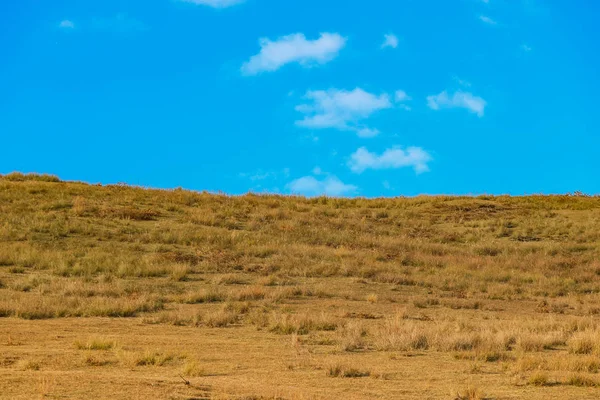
left=1, top=173, right=600, bottom=399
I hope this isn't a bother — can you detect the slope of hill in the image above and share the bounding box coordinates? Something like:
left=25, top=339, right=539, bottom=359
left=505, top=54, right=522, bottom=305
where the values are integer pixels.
left=1, top=173, right=600, bottom=399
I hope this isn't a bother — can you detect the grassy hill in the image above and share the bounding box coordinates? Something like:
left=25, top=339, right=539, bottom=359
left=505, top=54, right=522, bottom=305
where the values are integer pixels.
left=1, top=172, right=600, bottom=399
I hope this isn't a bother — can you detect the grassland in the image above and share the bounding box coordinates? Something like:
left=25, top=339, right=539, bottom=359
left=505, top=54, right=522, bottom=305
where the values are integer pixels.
left=1, top=172, right=599, bottom=399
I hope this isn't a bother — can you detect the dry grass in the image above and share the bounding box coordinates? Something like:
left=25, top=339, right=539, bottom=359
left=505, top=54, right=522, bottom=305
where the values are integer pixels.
left=338, top=321, right=369, bottom=352
left=18, top=359, right=41, bottom=371
left=528, top=370, right=551, bottom=386
left=182, top=359, right=205, bottom=377
left=1, top=174, right=600, bottom=399
left=268, top=312, right=338, bottom=335
left=454, top=386, right=484, bottom=400
left=565, top=373, right=599, bottom=387
left=327, top=363, right=371, bottom=378
left=568, top=331, right=600, bottom=355
left=74, top=337, right=116, bottom=351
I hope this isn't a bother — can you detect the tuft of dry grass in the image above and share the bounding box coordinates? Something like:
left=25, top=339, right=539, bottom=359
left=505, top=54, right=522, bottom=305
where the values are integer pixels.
left=564, top=373, right=599, bottom=387
left=517, top=333, right=564, bottom=352
left=453, top=386, right=484, bottom=400
left=373, top=315, right=430, bottom=351
left=74, top=337, right=116, bottom=351
left=117, top=349, right=182, bottom=368
left=182, top=359, right=205, bottom=377
left=170, top=264, right=191, bottom=282
left=339, top=321, right=369, bottom=352
left=183, top=288, right=226, bottom=304
left=327, top=363, right=371, bottom=378
left=269, top=312, right=338, bottom=335
left=232, top=286, right=267, bottom=301
left=567, top=331, right=600, bottom=355
left=83, top=352, right=114, bottom=367
left=18, top=359, right=41, bottom=371
left=528, top=370, right=551, bottom=386
left=366, top=294, right=378, bottom=303
left=200, top=309, right=240, bottom=328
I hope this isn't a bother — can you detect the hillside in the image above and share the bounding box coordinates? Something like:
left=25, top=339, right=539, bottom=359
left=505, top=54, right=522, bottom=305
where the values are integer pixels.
left=1, top=173, right=600, bottom=399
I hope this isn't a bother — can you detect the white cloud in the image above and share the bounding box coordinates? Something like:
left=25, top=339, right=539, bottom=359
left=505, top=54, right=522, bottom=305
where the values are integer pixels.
left=240, top=168, right=290, bottom=182
left=242, top=33, right=346, bottom=75
left=181, top=0, right=245, bottom=7
left=295, top=88, right=392, bottom=137
left=381, top=33, right=399, bottom=49
left=241, top=171, right=272, bottom=181
left=287, top=175, right=357, bottom=197
left=356, top=127, right=380, bottom=138
left=349, top=146, right=432, bottom=174
left=394, top=90, right=412, bottom=102
left=426, top=90, right=487, bottom=117
left=394, top=90, right=412, bottom=111
left=59, top=20, right=75, bottom=29
left=479, top=15, right=497, bottom=25
left=452, top=76, right=472, bottom=88
left=57, top=15, right=146, bottom=34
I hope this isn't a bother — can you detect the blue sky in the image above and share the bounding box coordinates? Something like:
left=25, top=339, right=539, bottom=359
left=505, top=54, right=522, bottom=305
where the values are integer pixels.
left=1, top=0, right=598, bottom=196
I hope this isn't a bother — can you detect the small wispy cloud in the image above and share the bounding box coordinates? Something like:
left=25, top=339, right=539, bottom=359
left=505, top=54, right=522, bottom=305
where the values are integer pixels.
left=356, top=128, right=381, bottom=138
left=295, top=88, right=392, bottom=137
left=242, top=33, right=346, bottom=75
left=349, top=146, right=432, bottom=174
left=479, top=15, right=497, bottom=25
left=395, top=90, right=412, bottom=110
left=395, top=90, right=411, bottom=102
left=181, top=0, right=245, bottom=7
left=59, top=20, right=75, bottom=29
left=427, top=90, right=487, bottom=117
left=452, top=76, right=472, bottom=88
left=287, top=175, right=357, bottom=197
left=239, top=168, right=290, bottom=182
left=381, top=33, right=399, bottom=49
left=57, top=15, right=146, bottom=34
left=240, top=171, right=272, bottom=182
